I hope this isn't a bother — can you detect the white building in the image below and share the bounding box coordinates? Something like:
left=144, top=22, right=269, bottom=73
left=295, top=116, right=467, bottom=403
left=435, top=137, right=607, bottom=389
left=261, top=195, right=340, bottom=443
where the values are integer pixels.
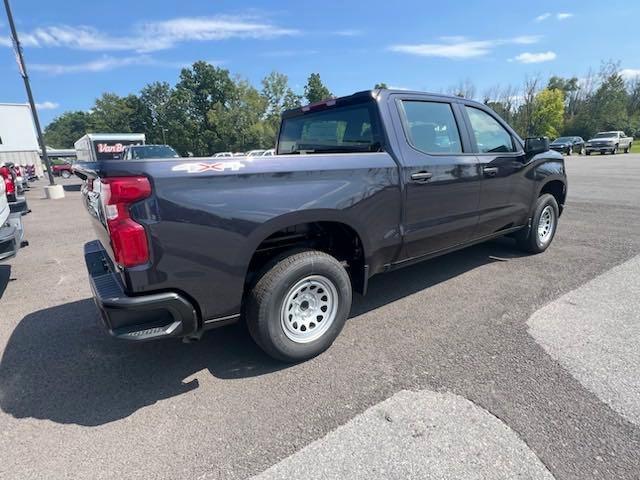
left=0, top=103, right=44, bottom=176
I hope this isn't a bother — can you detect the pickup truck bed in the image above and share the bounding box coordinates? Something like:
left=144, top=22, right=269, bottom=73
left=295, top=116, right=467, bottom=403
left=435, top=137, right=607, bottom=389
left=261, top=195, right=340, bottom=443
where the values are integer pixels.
left=77, top=89, right=567, bottom=361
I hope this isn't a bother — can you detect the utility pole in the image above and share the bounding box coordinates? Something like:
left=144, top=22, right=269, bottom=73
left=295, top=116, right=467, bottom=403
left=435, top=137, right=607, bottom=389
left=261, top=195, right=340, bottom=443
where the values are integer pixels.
left=4, top=0, right=64, bottom=198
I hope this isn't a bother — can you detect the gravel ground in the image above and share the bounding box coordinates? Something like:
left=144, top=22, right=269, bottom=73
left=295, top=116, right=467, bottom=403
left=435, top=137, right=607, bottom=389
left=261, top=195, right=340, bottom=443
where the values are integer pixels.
left=1, top=154, right=639, bottom=479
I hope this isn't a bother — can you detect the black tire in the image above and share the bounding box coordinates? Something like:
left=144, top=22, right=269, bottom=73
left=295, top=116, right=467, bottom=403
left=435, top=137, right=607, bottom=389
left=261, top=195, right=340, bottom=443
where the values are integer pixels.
left=61, top=170, right=71, bottom=179
left=624, top=144, right=630, bottom=153
left=586, top=150, right=591, bottom=156
left=245, top=249, right=352, bottom=362
left=515, top=193, right=559, bottom=254
left=567, top=146, right=572, bottom=156
left=612, top=145, right=618, bottom=154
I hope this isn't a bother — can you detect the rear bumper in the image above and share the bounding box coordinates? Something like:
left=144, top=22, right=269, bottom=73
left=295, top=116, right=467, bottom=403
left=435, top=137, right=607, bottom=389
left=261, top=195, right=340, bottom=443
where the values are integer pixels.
left=0, top=213, right=24, bottom=261
left=9, top=196, right=29, bottom=215
left=84, top=240, right=200, bottom=341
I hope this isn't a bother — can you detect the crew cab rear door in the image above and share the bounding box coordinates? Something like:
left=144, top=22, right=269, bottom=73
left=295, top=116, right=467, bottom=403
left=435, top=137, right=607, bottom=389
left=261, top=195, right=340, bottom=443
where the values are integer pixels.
left=459, top=103, right=530, bottom=238
left=388, top=94, right=481, bottom=259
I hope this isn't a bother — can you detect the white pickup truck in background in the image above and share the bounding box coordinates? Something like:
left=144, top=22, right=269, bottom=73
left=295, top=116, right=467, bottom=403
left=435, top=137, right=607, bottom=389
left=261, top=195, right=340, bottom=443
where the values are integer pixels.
left=585, top=131, right=633, bottom=155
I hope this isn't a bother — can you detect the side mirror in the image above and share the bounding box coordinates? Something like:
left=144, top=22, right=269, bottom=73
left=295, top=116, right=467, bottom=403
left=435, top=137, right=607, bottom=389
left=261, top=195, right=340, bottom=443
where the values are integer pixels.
left=525, top=137, right=549, bottom=156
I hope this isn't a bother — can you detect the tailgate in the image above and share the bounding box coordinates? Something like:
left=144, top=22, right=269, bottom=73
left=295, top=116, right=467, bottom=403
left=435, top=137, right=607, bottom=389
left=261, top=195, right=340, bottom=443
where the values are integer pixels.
left=75, top=162, right=117, bottom=266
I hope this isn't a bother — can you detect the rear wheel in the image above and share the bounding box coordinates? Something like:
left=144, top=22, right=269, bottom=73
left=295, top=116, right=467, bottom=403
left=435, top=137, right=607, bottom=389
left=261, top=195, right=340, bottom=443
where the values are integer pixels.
left=61, top=170, right=71, bottom=179
left=567, top=146, right=573, bottom=156
left=624, top=144, right=631, bottom=153
left=245, top=249, right=352, bottom=362
left=516, top=194, right=559, bottom=254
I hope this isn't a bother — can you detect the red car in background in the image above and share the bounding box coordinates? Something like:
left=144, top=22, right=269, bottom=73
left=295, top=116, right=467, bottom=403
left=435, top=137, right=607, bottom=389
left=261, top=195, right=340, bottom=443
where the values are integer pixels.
left=51, top=161, right=74, bottom=179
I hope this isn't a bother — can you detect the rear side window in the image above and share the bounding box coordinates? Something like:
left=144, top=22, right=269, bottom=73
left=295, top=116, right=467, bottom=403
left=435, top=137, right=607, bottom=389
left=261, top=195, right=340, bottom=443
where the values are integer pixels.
left=465, top=106, right=516, bottom=153
left=278, top=101, right=382, bottom=154
left=399, top=101, right=462, bottom=154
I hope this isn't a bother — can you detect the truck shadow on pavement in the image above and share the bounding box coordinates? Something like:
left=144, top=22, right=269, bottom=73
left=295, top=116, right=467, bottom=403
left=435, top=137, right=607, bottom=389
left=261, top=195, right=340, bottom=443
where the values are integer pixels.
left=0, top=238, right=524, bottom=426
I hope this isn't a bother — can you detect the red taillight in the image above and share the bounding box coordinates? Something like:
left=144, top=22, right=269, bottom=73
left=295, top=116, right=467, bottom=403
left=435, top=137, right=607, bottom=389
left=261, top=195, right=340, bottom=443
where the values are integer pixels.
left=101, top=176, right=152, bottom=268
left=0, top=166, right=15, bottom=196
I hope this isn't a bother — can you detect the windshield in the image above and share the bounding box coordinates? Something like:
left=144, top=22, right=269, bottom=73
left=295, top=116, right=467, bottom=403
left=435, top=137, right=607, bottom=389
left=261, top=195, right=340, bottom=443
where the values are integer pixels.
left=278, top=100, right=383, bottom=155
left=594, top=133, right=616, bottom=139
left=554, top=137, right=572, bottom=142
left=129, top=145, right=179, bottom=159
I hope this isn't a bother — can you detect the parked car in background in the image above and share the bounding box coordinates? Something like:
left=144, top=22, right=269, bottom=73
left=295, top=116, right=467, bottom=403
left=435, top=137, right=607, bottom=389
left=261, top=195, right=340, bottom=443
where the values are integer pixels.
left=246, top=149, right=266, bottom=157
left=52, top=160, right=74, bottom=179
left=233, top=152, right=245, bottom=157
left=122, top=144, right=180, bottom=160
left=0, top=172, right=25, bottom=261
left=77, top=89, right=566, bottom=362
left=0, top=163, right=29, bottom=215
left=585, top=131, right=633, bottom=155
left=549, top=136, right=584, bottom=155
left=213, top=152, right=233, bottom=158
left=261, top=149, right=276, bottom=156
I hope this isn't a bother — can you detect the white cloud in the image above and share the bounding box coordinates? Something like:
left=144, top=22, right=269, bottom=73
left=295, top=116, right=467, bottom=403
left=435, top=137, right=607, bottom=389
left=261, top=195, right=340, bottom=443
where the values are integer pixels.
left=389, top=39, right=493, bottom=59
left=512, top=51, right=557, bottom=64
left=0, top=15, right=298, bottom=53
left=535, top=12, right=574, bottom=22
left=389, top=36, right=541, bottom=60
left=621, top=69, right=640, bottom=80
left=35, top=101, right=59, bottom=110
left=29, top=55, right=194, bottom=75
left=512, top=35, right=541, bottom=45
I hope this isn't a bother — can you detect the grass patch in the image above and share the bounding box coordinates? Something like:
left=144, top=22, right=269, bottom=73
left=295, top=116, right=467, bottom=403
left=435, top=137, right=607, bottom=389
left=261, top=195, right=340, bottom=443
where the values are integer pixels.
left=631, top=141, right=640, bottom=154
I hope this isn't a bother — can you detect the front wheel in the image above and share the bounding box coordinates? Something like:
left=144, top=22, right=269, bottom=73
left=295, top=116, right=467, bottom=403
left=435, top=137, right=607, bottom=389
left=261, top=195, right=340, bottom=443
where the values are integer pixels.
left=245, top=249, right=352, bottom=362
left=567, top=146, right=572, bottom=156
left=515, top=194, right=559, bottom=254
left=61, top=170, right=72, bottom=179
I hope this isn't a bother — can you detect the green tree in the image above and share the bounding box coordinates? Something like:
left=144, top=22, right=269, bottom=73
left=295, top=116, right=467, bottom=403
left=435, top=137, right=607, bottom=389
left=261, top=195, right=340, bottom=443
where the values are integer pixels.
left=175, top=61, right=237, bottom=155
left=209, top=80, right=270, bottom=151
left=44, top=111, right=94, bottom=148
left=374, top=82, right=388, bottom=89
left=261, top=71, right=301, bottom=137
left=91, top=93, right=136, bottom=132
left=139, top=82, right=173, bottom=144
left=304, top=73, right=332, bottom=103
left=530, top=88, right=565, bottom=138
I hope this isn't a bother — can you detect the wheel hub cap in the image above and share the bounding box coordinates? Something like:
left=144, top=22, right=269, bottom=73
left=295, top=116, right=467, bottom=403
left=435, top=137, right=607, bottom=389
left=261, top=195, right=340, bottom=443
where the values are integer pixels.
left=280, top=275, right=339, bottom=343
left=537, top=205, right=555, bottom=244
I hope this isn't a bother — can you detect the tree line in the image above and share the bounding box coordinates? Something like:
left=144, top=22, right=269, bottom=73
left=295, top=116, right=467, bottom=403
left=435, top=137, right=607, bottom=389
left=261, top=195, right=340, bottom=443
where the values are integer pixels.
left=44, top=63, right=333, bottom=156
left=474, top=61, right=639, bottom=140
left=44, top=60, right=639, bottom=155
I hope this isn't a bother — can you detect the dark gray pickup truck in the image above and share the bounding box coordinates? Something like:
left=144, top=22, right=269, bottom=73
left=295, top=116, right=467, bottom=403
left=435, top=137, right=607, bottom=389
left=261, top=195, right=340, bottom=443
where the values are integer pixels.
left=77, top=89, right=567, bottom=362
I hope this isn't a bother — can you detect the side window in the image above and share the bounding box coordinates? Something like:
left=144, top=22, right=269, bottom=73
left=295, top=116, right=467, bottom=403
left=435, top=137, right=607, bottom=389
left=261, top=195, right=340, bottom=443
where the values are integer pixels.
left=465, top=106, right=516, bottom=153
left=400, top=101, right=462, bottom=154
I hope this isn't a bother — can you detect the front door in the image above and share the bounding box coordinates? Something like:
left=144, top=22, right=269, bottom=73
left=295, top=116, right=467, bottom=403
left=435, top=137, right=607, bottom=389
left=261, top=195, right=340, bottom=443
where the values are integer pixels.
left=390, top=97, right=482, bottom=260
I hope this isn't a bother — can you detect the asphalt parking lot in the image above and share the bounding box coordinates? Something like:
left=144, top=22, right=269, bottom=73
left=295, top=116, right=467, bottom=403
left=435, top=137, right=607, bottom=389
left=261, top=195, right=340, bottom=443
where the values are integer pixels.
left=1, top=154, right=639, bottom=479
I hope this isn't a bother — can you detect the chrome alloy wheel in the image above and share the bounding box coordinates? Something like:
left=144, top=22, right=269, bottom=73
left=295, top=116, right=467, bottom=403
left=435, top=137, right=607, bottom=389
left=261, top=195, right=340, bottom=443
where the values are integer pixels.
left=537, top=205, right=555, bottom=245
left=280, top=275, right=338, bottom=343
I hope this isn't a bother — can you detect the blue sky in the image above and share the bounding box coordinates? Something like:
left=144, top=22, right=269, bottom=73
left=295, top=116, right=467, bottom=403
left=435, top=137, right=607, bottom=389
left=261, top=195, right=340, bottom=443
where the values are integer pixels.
left=1, top=0, right=639, bottom=125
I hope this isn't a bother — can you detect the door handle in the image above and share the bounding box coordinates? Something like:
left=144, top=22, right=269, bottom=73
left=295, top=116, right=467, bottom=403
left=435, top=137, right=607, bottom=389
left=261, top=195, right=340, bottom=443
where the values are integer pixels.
left=410, top=171, right=433, bottom=182
left=483, top=166, right=498, bottom=177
